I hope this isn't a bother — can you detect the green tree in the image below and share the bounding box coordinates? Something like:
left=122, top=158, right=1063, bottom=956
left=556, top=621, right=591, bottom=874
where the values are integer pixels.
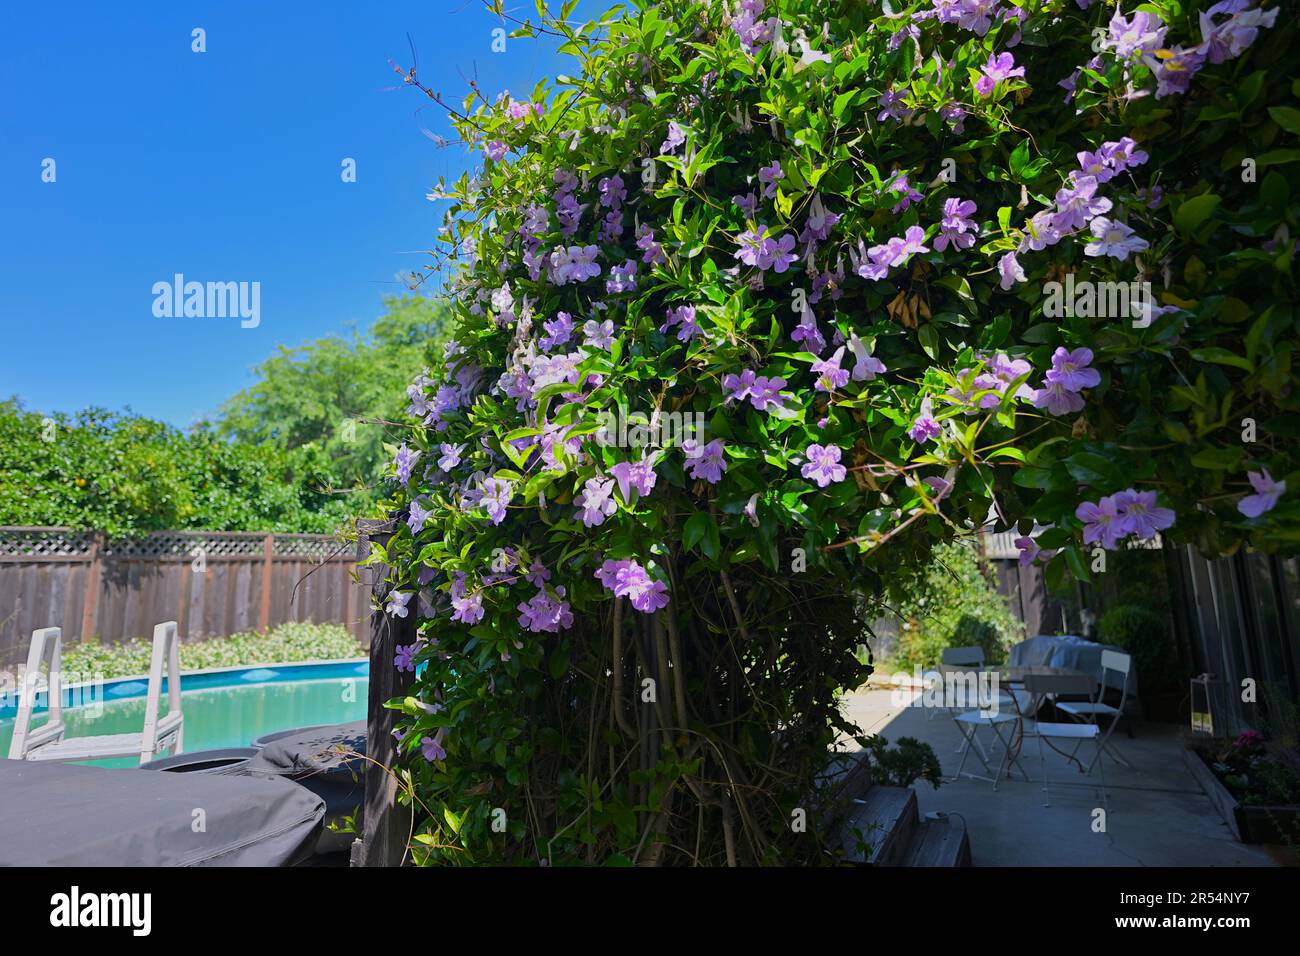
left=0, top=400, right=353, bottom=537
left=215, top=295, right=449, bottom=490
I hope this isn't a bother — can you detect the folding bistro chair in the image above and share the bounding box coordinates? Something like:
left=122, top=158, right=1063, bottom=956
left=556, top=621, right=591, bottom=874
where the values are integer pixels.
left=1022, top=672, right=1109, bottom=809
left=926, top=647, right=987, bottom=722
left=1054, top=649, right=1132, bottom=772
left=939, top=661, right=1028, bottom=789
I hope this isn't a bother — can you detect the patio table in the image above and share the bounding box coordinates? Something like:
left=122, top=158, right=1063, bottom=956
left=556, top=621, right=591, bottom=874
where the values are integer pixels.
left=991, top=665, right=1094, bottom=772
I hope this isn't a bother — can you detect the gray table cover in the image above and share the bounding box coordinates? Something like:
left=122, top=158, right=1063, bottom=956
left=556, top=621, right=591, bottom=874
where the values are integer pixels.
left=0, top=758, right=324, bottom=866
left=1008, top=634, right=1139, bottom=696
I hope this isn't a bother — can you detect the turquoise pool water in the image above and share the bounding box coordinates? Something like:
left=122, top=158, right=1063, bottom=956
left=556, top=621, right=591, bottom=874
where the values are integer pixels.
left=0, top=661, right=369, bottom=769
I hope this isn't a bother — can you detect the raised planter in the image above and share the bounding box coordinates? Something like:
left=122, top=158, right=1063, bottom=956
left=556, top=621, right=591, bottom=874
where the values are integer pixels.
left=1183, top=743, right=1300, bottom=845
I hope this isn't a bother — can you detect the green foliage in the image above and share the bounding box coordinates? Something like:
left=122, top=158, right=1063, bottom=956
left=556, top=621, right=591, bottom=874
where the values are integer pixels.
left=377, top=0, right=1300, bottom=865
left=892, top=540, right=1024, bottom=668
left=1098, top=603, right=1174, bottom=690
left=58, top=622, right=363, bottom=680
left=860, top=735, right=943, bottom=790
left=216, top=295, right=449, bottom=490
left=0, top=400, right=354, bottom=537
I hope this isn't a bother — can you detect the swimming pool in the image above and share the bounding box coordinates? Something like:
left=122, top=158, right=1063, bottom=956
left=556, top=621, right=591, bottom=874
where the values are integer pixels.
left=0, top=659, right=370, bottom=769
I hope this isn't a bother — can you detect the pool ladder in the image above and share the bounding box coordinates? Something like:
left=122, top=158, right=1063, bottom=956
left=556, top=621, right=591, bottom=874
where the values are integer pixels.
left=7, top=622, right=184, bottom=765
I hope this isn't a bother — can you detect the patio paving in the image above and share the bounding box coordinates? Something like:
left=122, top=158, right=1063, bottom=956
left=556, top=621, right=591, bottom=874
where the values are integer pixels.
left=838, top=683, right=1283, bottom=867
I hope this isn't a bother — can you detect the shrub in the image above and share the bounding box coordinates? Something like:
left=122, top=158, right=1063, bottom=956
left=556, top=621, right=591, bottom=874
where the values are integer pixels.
left=861, top=735, right=944, bottom=790
left=374, top=0, right=1299, bottom=865
left=0, top=401, right=358, bottom=537
left=893, top=539, right=1024, bottom=668
left=59, top=622, right=363, bottom=680
left=1097, top=602, right=1172, bottom=690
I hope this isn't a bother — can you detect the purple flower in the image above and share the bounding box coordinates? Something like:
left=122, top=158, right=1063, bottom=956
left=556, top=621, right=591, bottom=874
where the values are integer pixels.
left=549, top=245, right=601, bottom=285
left=800, top=196, right=840, bottom=243
left=888, top=225, right=930, bottom=266
left=485, top=140, right=507, bottom=162
left=540, top=312, right=575, bottom=350
left=1199, top=1, right=1278, bottom=65
left=877, top=87, right=913, bottom=123
left=386, top=591, right=412, bottom=619
left=731, top=0, right=780, bottom=56
left=451, top=588, right=485, bottom=625
left=517, top=587, right=574, bottom=633
left=610, top=451, right=658, bottom=502
left=1014, top=536, right=1039, bottom=567
left=1084, top=217, right=1149, bottom=261
left=394, top=444, right=420, bottom=485
left=661, top=304, right=702, bottom=342
left=1046, top=347, right=1101, bottom=392
left=723, top=369, right=758, bottom=404
left=1053, top=176, right=1112, bottom=233
left=394, top=643, right=418, bottom=672
left=733, top=192, right=759, bottom=218
left=479, top=476, right=515, bottom=525
left=924, top=475, right=952, bottom=500
left=997, top=252, right=1026, bottom=290
left=606, top=259, right=638, bottom=294
left=636, top=225, right=665, bottom=264
left=599, top=175, right=627, bottom=209
left=683, top=438, right=727, bottom=484
left=661, top=121, right=686, bottom=154
left=420, top=734, right=446, bottom=762
left=758, top=160, right=783, bottom=199
left=594, top=558, right=669, bottom=613
left=407, top=498, right=430, bottom=535
left=909, top=399, right=942, bottom=443
left=1076, top=495, right=1127, bottom=550
left=935, top=198, right=978, bottom=252
left=1105, top=10, right=1168, bottom=59
left=812, top=347, right=850, bottom=392
left=848, top=333, right=887, bottom=381
left=1032, top=379, right=1086, bottom=416
left=974, top=52, right=1025, bottom=98
left=763, top=232, right=800, bottom=273
left=1101, top=137, right=1149, bottom=175
left=883, top=173, right=924, bottom=214
left=520, top=559, right=547, bottom=587
left=1116, top=489, right=1176, bottom=539
left=749, top=375, right=789, bottom=412
left=801, top=444, right=847, bottom=487
left=575, top=476, right=618, bottom=527
left=854, top=242, right=894, bottom=281
left=438, top=442, right=465, bottom=472
left=791, top=311, right=827, bottom=352
left=583, top=318, right=616, bottom=350
left=1148, top=46, right=1205, bottom=98
left=1238, top=469, right=1286, bottom=518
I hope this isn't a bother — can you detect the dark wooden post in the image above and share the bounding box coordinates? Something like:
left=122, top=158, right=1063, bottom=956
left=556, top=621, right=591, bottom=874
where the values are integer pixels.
left=353, top=518, right=416, bottom=867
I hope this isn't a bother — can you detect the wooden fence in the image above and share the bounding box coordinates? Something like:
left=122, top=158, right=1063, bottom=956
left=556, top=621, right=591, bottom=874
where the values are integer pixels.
left=0, top=526, right=369, bottom=669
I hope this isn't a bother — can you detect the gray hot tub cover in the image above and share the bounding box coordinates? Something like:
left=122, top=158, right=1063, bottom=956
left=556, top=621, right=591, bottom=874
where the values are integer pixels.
left=0, top=758, right=325, bottom=867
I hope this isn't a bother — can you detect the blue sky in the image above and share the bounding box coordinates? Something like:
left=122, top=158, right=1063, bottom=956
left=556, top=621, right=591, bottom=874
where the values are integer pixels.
left=0, top=1, right=580, bottom=426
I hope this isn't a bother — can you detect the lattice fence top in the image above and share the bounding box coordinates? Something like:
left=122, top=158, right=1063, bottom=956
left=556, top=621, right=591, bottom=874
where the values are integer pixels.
left=0, top=527, right=96, bottom=559
left=0, top=527, right=351, bottom=562
left=102, top=532, right=266, bottom=560
left=273, top=535, right=351, bottom=561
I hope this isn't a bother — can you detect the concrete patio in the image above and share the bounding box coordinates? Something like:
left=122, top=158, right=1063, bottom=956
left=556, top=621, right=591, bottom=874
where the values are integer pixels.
left=839, top=682, right=1286, bottom=867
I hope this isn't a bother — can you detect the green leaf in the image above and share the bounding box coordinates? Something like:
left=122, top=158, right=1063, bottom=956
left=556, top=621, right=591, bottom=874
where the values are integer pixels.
left=1268, top=106, right=1300, bottom=136
left=1174, top=194, right=1221, bottom=234
left=1190, top=347, right=1253, bottom=373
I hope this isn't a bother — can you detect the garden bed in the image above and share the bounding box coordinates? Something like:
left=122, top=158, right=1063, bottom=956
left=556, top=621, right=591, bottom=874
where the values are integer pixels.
left=1184, top=736, right=1300, bottom=846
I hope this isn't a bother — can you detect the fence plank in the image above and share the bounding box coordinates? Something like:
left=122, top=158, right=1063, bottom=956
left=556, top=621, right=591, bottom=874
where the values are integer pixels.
left=0, top=527, right=364, bottom=667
